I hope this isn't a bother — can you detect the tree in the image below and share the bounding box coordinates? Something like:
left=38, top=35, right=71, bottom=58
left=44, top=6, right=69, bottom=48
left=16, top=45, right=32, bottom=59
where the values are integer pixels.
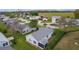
left=74, top=9, right=79, bottom=19
left=30, top=11, right=38, bottom=16
left=5, top=12, right=16, bottom=18
left=0, top=22, right=7, bottom=33
left=29, top=20, right=38, bottom=28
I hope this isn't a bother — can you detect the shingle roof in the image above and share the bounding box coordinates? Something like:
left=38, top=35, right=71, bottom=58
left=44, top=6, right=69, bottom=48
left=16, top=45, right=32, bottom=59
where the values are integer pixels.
left=52, top=16, right=61, bottom=19
left=16, top=23, right=30, bottom=30
left=0, top=32, right=8, bottom=42
left=32, top=27, right=53, bottom=44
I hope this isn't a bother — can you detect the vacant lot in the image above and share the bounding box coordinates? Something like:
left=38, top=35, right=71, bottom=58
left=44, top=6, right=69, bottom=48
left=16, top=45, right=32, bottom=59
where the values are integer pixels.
left=54, top=31, right=79, bottom=50
left=39, top=12, right=74, bottom=18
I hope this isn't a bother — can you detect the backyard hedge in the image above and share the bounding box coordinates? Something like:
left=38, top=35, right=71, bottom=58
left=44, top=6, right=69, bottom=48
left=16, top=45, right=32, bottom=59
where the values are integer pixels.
left=45, top=29, right=65, bottom=50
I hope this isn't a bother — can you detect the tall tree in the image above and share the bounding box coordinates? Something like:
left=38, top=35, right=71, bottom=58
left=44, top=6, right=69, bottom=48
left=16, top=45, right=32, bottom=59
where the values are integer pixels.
left=30, top=11, right=38, bottom=16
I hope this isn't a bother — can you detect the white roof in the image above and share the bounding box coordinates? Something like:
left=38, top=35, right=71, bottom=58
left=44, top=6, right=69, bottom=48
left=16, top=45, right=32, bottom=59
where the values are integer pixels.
left=8, top=37, right=14, bottom=41
left=52, top=16, right=61, bottom=18
left=0, top=32, right=8, bottom=42
left=76, top=19, right=79, bottom=21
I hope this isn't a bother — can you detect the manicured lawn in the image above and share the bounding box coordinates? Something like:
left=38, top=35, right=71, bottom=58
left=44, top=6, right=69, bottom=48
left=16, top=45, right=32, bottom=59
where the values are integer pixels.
left=45, top=29, right=65, bottom=50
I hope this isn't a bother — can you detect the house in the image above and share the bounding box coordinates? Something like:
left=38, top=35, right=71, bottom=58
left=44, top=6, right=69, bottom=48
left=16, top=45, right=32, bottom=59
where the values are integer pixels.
left=0, top=32, right=10, bottom=47
left=46, top=24, right=59, bottom=29
left=52, top=16, right=62, bottom=24
left=1, top=17, right=9, bottom=22
left=0, top=15, right=9, bottom=22
left=29, top=16, right=41, bottom=20
left=74, top=19, right=79, bottom=26
left=0, top=15, right=6, bottom=19
left=15, top=22, right=36, bottom=34
left=42, top=17, right=48, bottom=21
left=64, top=18, right=72, bottom=22
left=26, top=15, right=31, bottom=19
left=26, top=27, right=53, bottom=49
left=5, top=18, right=17, bottom=27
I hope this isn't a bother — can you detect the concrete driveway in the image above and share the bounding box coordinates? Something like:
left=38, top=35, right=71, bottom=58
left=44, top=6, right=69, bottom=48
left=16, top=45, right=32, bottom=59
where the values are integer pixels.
left=0, top=46, right=14, bottom=50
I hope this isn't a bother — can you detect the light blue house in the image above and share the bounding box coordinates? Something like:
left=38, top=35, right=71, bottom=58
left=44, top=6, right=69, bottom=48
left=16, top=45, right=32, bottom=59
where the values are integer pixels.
left=26, top=27, right=53, bottom=49
left=0, top=32, right=10, bottom=47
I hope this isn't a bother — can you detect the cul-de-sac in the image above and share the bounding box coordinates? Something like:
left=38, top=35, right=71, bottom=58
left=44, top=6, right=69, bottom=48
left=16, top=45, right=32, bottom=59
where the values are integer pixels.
left=0, top=9, right=79, bottom=50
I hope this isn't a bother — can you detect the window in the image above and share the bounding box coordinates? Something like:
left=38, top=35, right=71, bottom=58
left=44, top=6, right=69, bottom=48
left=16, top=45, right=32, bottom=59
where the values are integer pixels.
left=5, top=42, right=8, bottom=45
left=33, top=41, right=36, bottom=44
left=38, top=43, right=44, bottom=48
left=29, top=39, right=32, bottom=41
left=27, top=30, right=28, bottom=32
left=47, top=35, right=48, bottom=38
left=3, top=42, right=8, bottom=47
left=3, top=43, right=5, bottom=47
left=23, top=31, right=25, bottom=33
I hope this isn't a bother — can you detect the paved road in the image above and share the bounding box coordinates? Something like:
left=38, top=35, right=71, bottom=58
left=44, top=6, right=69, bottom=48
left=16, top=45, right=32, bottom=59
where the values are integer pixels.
left=0, top=46, right=14, bottom=50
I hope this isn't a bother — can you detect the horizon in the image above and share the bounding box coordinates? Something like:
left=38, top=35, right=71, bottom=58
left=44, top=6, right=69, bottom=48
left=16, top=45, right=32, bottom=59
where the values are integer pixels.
left=0, top=9, right=75, bottom=12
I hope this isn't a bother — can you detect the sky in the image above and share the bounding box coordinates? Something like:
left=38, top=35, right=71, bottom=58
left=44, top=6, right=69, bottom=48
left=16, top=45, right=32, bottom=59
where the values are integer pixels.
left=0, top=9, right=75, bottom=12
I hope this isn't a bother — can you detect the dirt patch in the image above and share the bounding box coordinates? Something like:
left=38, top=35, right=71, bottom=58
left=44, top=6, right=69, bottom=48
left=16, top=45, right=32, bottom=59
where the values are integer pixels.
left=54, top=31, right=79, bottom=50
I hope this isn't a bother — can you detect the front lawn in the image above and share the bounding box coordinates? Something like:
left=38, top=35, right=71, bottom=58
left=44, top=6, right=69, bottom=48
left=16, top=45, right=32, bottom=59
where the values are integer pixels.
left=45, top=29, right=65, bottom=50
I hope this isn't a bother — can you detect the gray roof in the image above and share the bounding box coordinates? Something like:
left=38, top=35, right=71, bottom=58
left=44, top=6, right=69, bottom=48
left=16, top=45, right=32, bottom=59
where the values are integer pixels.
left=0, top=32, right=8, bottom=42
left=32, top=27, right=53, bottom=44
left=5, top=18, right=17, bottom=26
left=16, top=23, right=30, bottom=30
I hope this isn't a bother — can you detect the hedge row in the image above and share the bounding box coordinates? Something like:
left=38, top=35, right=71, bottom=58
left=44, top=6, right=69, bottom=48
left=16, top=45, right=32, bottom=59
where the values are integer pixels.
left=45, top=29, right=65, bottom=50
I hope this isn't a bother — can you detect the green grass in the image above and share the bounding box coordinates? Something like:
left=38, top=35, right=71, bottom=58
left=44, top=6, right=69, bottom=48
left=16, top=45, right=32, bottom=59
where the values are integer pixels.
left=0, top=22, right=7, bottom=33
left=0, top=22, right=14, bottom=37
left=39, top=12, right=74, bottom=18
left=11, top=32, right=39, bottom=50
left=0, top=22, right=38, bottom=50
left=63, top=26, right=79, bottom=32
left=45, top=29, right=65, bottom=50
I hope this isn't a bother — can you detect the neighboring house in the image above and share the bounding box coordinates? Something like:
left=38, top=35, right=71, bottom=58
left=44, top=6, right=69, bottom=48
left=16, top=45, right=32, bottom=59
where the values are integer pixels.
left=15, top=22, right=36, bottom=34
left=74, top=19, right=79, bottom=26
left=29, top=16, right=48, bottom=21
left=52, top=16, right=62, bottom=24
left=0, top=15, right=9, bottom=22
left=29, top=16, right=41, bottom=20
left=42, top=17, right=48, bottom=21
left=26, top=15, right=31, bottom=19
left=64, top=18, right=72, bottom=22
left=5, top=18, right=17, bottom=27
left=0, top=32, right=10, bottom=47
left=2, top=17, right=9, bottom=22
left=26, top=27, right=53, bottom=49
left=46, top=24, right=59, bottom=29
